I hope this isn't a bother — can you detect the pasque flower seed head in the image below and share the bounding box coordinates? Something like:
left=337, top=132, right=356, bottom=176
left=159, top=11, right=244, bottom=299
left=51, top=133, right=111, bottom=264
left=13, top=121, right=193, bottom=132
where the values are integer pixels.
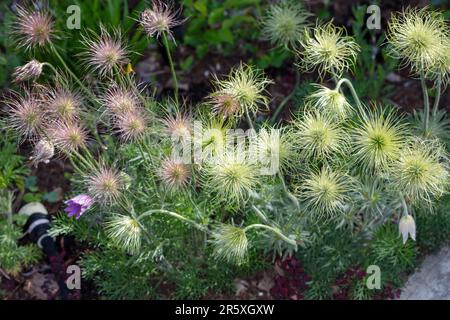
left=261, top=1, right=311, bottom=49
left=13, top=5, right=55, bottom=50
left=298, top=21, right=360, bottom=78
left=139, top=0, right=183, bottom=41
left=387, top=7, right=449, bottom=78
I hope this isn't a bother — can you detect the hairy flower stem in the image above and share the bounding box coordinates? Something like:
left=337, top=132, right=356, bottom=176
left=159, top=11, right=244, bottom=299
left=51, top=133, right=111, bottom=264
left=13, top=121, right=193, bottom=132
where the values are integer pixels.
left=70, top=148, right=97, bottom=172
left=125, top=73, right=150, bottom=108
left=270, top=63, right=300, bottom=124
left=278, top=172, right=299, bottom=208
left=420, top=70, right=430, bottom=132
left=136, top=141, right=161, bottom=199
left=335, top=78, right=362, bottom=110
left=162, top=32, right=179, bottom=104
left=400, top=193, right=409, bottom=217
left=432, top=76, right=442, bottom=116
left=41, top=62, right=59, bottom=76
left=50, top=45, right=98, bottom=104
left=251, top=205, right=271, bottom=224
left=245, top=109, right=255, bottom=130
left=244, top=223, right=297, bottom=247
left=139, top=209, right=207, bottom=233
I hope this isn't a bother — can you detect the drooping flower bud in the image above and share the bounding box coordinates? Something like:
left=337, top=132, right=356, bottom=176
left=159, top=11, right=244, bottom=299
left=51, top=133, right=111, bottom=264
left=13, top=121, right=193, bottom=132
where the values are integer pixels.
left=399, top=214, right=416, bottom=244
left=12, top=60, right=44, bottom=82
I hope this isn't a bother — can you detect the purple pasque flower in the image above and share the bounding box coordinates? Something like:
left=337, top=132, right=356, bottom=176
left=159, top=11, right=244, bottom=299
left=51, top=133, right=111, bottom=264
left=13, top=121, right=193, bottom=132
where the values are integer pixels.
left=64, top=194, right=94, bottom=219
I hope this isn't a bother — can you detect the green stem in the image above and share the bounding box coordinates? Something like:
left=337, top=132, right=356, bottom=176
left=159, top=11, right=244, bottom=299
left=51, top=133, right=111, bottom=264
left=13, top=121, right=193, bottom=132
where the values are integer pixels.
left=251, top=205, right=270, bottom=224
left=432, top=76, right=442, bottom=116
left=278, top=172, right=299, bottom=208
left=245, top=109, right=255, bottom=130
left=70, top=149, right=96, bottom=172
left=244, top=223, right=297, bottom=247
left=270, top=67, right=300, bottom=124
left=138, top=209, right=207, bottom=233
left=126, top=73, right=149, bottom=108
left=400, top=194, right=409, bottom=217
left=419, top=70, right=430, bottom=132
left=42, top=62, right=60, bottom=77
left=50, top=45, right=99, bottom=104
left=162, top=32, right=178, bottom=103
left=335, top=78, right=362, bottom=110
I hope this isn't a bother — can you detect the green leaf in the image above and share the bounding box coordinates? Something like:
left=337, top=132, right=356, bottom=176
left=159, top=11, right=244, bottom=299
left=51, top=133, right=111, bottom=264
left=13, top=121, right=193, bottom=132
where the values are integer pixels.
left=180, top=55, right=195, bottom=72
left=196, top=44, right=210, bottom=58
left=223, top=0, right=260, bottom=9
left=25, top=176, right=39, bottom=192
left=193, top=0, right=208, bottom=17
left=23, top=193, right=42, bottom=203
left=208, top=8, right=225, bottom=25
left=43, top=191, right=60, bottom=203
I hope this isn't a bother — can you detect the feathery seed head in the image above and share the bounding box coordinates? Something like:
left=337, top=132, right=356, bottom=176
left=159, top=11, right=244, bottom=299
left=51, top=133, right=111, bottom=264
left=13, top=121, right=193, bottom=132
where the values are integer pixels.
left=203, top=151, right=260, bottom=205
left=387, top=7, right=449, bottom=77
left=211, top=63, right=272, bottom=118
left=293, top=112, right=348, bottom=161
left=106, top=214, right=142, bottom=254
left=197, top=118, right=229, bottom=159
left=390, top=138, right=448, bottom=204
left=159, top=157, right=191, bottom=192
left=352, top=106, right=408, bottom=172
left=261, top=1, right=311, bottom=49
left=81, top=27, right=128, bottom=78
left=13, top=6, right=54, bottom=50
left=114, top=110, right=148, bottom=142
left=7, top=90, right=44, bottom=139
left=46, top=87, right=82, bottom=122
left=86, top=166, right=124, bottom=205
left=102, top=84, right=139, bottom=117
left=139, top=0, right=183, bottom=41
left=47, top=121, right=87, bottom=152
left=208, top=93, right=241, bottom=119
left=211, top=224, right=248, bottom=265
left=433, top=49, right=450, bottom=85
left=298, top=21, right=360, bottom=78
left=254, top=127, right=296, bottom=175
left=162, top=112, right=192, bottom=138
left=299, top=166, right=352, bottom=218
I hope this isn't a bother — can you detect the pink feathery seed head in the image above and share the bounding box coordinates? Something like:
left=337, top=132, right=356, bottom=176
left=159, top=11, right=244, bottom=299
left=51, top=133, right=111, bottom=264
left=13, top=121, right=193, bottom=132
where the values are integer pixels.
left=47, top=120, right=87, bottom=152
left=161, top=112, right=191, bottom=139
left=86, top=166, right=124, bottom=205
left=7, top=90, right=45, bottom=139
left=64, top=194, right=94, bottom=219
left=209, top=93, right=241, bottom=119
left=159, top=157, right=191, bottom=191
left=102, top=84, right=139, bottom=117
left=139, top=0, right=184, bottom=41
left=81, top=26, right=128, bottom=78
left=12, top=60, right=44, bottom=82
left=46, top=87, right=82, bottom=121
left=29, top=139, right=54, bottom=167
left=13, top=5, right=55, bottom=50
left=114, top=110, right=148, bottom=142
